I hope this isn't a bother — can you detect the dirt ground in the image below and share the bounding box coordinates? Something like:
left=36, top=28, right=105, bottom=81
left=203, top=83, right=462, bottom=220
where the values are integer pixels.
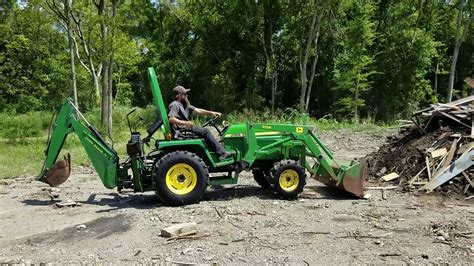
left=0, top=129, right=473, bottom=264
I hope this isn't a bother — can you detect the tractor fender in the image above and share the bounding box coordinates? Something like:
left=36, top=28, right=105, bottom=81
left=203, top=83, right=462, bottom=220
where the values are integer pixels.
left=157, top=139, right=217, bottom=168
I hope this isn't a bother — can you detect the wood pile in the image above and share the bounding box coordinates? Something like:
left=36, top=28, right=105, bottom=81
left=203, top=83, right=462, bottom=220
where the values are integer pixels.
left=366, top=96, right=474, bottom=198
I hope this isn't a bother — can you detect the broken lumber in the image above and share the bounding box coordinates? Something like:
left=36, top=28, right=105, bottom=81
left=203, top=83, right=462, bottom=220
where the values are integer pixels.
left=381, top=172, right=399, bottom=182
left=161, top=222, right=197, bottom=238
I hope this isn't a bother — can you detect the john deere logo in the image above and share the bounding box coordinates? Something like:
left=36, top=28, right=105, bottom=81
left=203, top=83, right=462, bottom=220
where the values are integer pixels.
left=296, top=127, right=303, bottom=133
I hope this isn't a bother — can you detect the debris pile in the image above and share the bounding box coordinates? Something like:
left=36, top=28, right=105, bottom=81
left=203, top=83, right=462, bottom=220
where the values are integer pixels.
left=366, top=96, right=474, bottom=198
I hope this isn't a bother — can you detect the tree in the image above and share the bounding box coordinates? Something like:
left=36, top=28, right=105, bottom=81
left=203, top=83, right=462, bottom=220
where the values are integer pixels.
left=447, top=0, right=473, bottom=102
left=297, top=0, right=330, bottom=112
left=46, top=0, right=79, bottom=108
left=332, top=0, right=376, bottom=121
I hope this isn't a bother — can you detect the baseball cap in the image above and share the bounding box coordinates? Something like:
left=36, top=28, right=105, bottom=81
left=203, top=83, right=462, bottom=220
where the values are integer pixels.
left=173, top=85, right=190, bottom=94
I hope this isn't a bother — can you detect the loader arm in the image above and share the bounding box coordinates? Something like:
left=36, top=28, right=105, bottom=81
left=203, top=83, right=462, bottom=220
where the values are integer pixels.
left=38, top=100, right=119, bottom=189
left=244, top=123, right=366, bottom=197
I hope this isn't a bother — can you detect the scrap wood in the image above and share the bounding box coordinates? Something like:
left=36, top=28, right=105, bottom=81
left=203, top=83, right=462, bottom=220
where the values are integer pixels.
left=430, top=148, right=447, bottom=158
left=381, top=172, right=399, bottom=182
left=341, top=232, right=393, bottom=239
left=439, top=111, right=472, bottom=129
left=302, top=231, right=332, bottom=235
left=379, top=253, right=402, bottom=257
left=464, top=77, right=474, bottom=88
left=366, top=186, right=398, bottom=190
left=425, top=157, right=432, bottom=181
left=166, top=231, right=210, bottom=242
left=408, top=165, right=427, bottom=184
left=55, top=200, right=81, bottom=208
left=441, top=137, right=460, bottom=170
left=462, top=172, right=474, bottom=188
left=420, top=149, right=474, bottom=192
left=161, top=222, right=197, bottom=238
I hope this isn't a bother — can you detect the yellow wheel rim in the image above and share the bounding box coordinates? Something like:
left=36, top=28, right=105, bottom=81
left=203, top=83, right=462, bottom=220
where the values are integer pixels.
left=279, top=169, right=299, bottom=192
left=165, top=163, right=198, bottom=195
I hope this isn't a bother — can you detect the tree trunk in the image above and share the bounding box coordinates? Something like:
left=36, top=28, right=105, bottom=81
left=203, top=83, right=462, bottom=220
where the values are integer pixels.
left=471, top=11, right=474, bottom=95
left=299, top=1, right=326, bottom=112
left=447, top=0, right=471, bottom=102
left=262, top=0, right=278, bottom=115
left=434, top=59, right=439, bottom=96
left=64, top=0, right=78, bottom=108
left=304, top=23, right=321, bottom=111
left=97, top=0, right=112, bottom=134
left=299, top=11, right=317, bottom=112
left=354, top=75, right=360, bottom=123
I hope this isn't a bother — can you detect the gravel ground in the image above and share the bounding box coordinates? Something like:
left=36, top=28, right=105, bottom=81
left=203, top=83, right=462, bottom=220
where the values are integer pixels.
left=0, top=129, right=472, bottom=264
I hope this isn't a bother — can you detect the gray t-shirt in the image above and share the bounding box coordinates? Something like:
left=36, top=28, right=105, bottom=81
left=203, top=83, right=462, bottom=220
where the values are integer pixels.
left=168, top=100, right=196, bottom=130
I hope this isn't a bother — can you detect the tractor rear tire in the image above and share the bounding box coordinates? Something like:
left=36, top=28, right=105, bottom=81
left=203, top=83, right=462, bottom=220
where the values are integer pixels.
left=153, top=151, right=209, bottom=206
left=252, top=169, right=271, bottom=189
left=271, top=159, right=306, bottom=199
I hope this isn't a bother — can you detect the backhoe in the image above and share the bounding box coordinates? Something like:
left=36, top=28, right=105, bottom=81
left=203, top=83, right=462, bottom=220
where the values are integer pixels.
left=38, top=67, right=367, bottom=206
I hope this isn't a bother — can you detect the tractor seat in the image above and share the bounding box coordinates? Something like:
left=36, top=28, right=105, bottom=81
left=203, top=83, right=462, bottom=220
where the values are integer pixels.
left=173, top=129, right=201, bottom=140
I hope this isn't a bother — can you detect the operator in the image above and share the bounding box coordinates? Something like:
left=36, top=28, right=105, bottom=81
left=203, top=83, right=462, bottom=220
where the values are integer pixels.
left=168, top=85, right=230, bottom=159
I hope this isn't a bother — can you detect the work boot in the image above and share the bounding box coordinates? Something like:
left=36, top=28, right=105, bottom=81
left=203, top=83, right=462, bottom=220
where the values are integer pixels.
left=218, top=152, right=232, bottom=161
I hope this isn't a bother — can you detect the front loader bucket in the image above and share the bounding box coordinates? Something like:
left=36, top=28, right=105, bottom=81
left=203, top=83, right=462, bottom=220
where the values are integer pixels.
left=44, top=154, right=71, bottom=187
left=314, top=160, right=367, bottom=198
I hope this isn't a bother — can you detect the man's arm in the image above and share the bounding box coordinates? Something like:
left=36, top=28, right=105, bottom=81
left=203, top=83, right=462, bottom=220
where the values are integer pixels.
left=169, top=117, right=193, bottom=129
left=193, top=108, right=221, bottom=117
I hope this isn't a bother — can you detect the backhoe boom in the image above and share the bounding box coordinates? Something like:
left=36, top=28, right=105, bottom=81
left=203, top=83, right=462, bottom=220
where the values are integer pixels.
left=38, top=100, right=119, bottom=188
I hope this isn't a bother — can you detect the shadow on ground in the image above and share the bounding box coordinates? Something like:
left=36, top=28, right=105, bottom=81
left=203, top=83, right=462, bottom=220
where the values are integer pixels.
left=21, top=183, right=358, bottom=211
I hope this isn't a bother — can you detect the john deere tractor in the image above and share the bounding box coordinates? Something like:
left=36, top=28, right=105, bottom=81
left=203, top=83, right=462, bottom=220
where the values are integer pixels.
left=38, top=67, right=367, bottom=206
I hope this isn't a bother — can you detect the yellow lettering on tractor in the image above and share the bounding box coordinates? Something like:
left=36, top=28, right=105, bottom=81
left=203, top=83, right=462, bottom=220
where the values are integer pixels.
left=262, top=125, right=272, bottom=130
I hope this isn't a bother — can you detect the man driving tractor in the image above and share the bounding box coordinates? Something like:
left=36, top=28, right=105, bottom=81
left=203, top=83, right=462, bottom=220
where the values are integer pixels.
left=168, top=85, right=231, bottom=159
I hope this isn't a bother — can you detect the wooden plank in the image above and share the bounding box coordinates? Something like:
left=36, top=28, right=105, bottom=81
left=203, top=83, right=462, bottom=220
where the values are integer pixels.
left=457, top=142, right=474, bottom=155
left=421, top=149, right=474, bottom=192
left=464, top=77, right=474, bottom=88
left=408, top=165, right=427, bottom=184
left=381, top=172, right=399, bottom=182
left=437, top=103, right=461, bottom=110
left=471, top=103, right=474, bottom=138
left=441, top=138, right=460, bottom=171
left=462, top=172, right=474, bottom=188
left=426, top=156, right=432, bottom=181
left=446, top=95, right=474, bottom=106
left=160, top=222, right=198, bottom=238
left=438, top=111, right=471, bottom=129
left=432, top=153, right=449, bottom=177
left=366, top=186, right=398, bottom=190
left=451, top=109, right=474, bottom=114
left=430, top=148, right=447, bottom=158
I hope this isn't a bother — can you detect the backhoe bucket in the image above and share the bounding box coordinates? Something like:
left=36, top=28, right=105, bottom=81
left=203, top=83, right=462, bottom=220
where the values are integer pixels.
left=314, top=160, right=367, bottom=198
left=44, top=154, right=71, bottom=187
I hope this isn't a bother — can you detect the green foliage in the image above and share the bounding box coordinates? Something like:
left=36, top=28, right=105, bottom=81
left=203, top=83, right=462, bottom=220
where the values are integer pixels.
left=332, top=0, right=376, bottom=120
left=0, top=0, right=473, bottom=122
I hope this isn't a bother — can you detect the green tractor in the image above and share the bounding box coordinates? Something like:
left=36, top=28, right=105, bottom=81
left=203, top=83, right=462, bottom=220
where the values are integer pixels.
left=38, top=67, right=367, bottom=206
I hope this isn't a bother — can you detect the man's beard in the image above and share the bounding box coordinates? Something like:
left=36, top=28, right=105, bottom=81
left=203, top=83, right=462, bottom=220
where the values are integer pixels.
left=180, top=97, right=190, bottom=108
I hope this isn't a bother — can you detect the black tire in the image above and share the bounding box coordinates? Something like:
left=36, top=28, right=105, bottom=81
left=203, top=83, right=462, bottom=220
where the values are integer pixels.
left=252, top=169, right=271, bottom=189
left=153, top=151, right=209, bottom=206
left=270, top=159, right=306, bottom=199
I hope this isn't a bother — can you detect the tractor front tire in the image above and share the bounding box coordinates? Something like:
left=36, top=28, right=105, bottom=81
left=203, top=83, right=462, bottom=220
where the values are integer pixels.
left=252, top=169, right=271, bottom=189
left=153, top=151, right=209, bottom=206
left=271, top=160, right=306, bottom=199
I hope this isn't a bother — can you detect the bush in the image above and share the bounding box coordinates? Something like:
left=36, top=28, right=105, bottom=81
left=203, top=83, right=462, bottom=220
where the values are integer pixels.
left=0, top=111, right=52, bottom=142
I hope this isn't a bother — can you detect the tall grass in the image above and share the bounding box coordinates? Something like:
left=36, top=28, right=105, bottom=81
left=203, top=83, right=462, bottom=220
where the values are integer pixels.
left=0, top=106, right=396, bottom=178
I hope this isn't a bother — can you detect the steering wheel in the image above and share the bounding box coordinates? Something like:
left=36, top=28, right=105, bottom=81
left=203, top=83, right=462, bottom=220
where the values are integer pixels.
left=202, top=116, right=229, bottom=136
left=201, top=116, right=220, bottom=128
